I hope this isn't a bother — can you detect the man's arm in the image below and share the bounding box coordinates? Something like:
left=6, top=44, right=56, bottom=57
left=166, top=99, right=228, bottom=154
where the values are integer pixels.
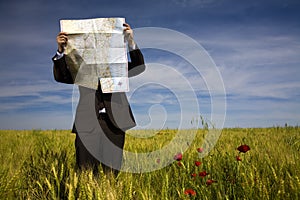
left=52, top=54, right=74, bottom=84
left=123, top=23, right=146, bottom=77
left=52, top=23, right=145, bottom=83
left=128, top=48, right=146, bottom=77
left=52, top=32, right=74, bottom=84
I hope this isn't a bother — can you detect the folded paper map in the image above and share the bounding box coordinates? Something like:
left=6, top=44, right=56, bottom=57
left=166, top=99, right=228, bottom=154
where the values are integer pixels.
left=60, top=17, right=129, bottom=93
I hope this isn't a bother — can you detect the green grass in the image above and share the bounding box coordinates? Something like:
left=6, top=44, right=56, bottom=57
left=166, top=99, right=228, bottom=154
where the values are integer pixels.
left=0, top=127, right=299, bottom=199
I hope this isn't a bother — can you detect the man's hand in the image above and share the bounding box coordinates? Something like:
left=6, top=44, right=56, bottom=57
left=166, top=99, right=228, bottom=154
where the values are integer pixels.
left=56, top=32, right=68, bottom=53
left=123, top=23, right=135, bottom=49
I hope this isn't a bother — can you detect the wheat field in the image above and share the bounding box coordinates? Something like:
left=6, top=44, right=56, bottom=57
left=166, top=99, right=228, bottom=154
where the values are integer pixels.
left=0, top=127, right=299, bottom=199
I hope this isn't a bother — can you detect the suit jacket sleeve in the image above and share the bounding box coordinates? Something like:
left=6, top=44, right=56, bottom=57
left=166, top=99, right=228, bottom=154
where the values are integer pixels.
left=52, top=55, right=74, bottom=84
left=52, top=47, right=145, bottom=84
left=128, top=48, right=146, bottom=77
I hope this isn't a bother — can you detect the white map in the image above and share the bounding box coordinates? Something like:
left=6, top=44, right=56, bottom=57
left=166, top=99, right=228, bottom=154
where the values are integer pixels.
left=60, top=18, right=129, bottom=93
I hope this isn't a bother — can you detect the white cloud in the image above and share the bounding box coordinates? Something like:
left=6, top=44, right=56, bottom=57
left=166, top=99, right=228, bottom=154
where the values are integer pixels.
left=0, top=111, right=73, bottom=130
left=0, top=81, right=72, bottom=98
left=0, top=80, right=73, bottom=113
left=193, top=27, right=300, bottom=98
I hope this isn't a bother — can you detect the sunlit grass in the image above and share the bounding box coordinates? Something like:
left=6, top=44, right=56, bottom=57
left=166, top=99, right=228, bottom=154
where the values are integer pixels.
left=0, top=127, right=299, bottom=199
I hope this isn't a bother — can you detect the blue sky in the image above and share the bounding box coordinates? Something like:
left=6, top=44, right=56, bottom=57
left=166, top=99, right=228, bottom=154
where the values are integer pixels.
left=0, top=0, right=299, bottom=129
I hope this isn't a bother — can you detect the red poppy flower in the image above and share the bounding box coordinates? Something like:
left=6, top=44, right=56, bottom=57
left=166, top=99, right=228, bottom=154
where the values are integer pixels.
left=199, top=171, right=208, bottom=178
left=236, top=156, right=242, bottom=161
left=206, top=179, right=216, bottom=186
left=177, top=161, right=182, bottom=167
left=195, top=161, right=202, bottom=166
left=191, top=173, right=197, bottom=178
left=174, top=153, right=183, bottom=161
left=197, top=147, right=204, bottom=153
left=237, top=145, right=250, bottom=153
left=184, top=189, right=196, bottom=196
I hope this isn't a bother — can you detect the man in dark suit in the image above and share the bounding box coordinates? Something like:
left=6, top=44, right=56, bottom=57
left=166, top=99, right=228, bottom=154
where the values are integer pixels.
left=52, top=23, right=145, bottom=176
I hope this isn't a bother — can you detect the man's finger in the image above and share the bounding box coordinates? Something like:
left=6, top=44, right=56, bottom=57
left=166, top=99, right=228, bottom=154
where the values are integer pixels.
left=123, top=23, right=131, bottom=29
left=60, top=35, right=68, bottom=40
left=58, top=32, right=68, bottom=36
left=58, top=35, right=68, bottom=41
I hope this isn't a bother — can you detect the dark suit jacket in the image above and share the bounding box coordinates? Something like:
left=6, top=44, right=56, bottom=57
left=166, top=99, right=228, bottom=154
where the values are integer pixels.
left=52, top=49, right=145, bottom=132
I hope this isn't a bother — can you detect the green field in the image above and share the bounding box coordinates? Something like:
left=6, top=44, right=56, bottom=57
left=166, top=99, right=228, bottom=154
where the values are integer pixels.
left=0, top=127, right=299, bottom=199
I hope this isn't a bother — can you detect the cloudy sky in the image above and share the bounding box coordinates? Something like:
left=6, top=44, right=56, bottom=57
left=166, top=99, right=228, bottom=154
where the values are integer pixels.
left=0, top=0, right=299, bottom=129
